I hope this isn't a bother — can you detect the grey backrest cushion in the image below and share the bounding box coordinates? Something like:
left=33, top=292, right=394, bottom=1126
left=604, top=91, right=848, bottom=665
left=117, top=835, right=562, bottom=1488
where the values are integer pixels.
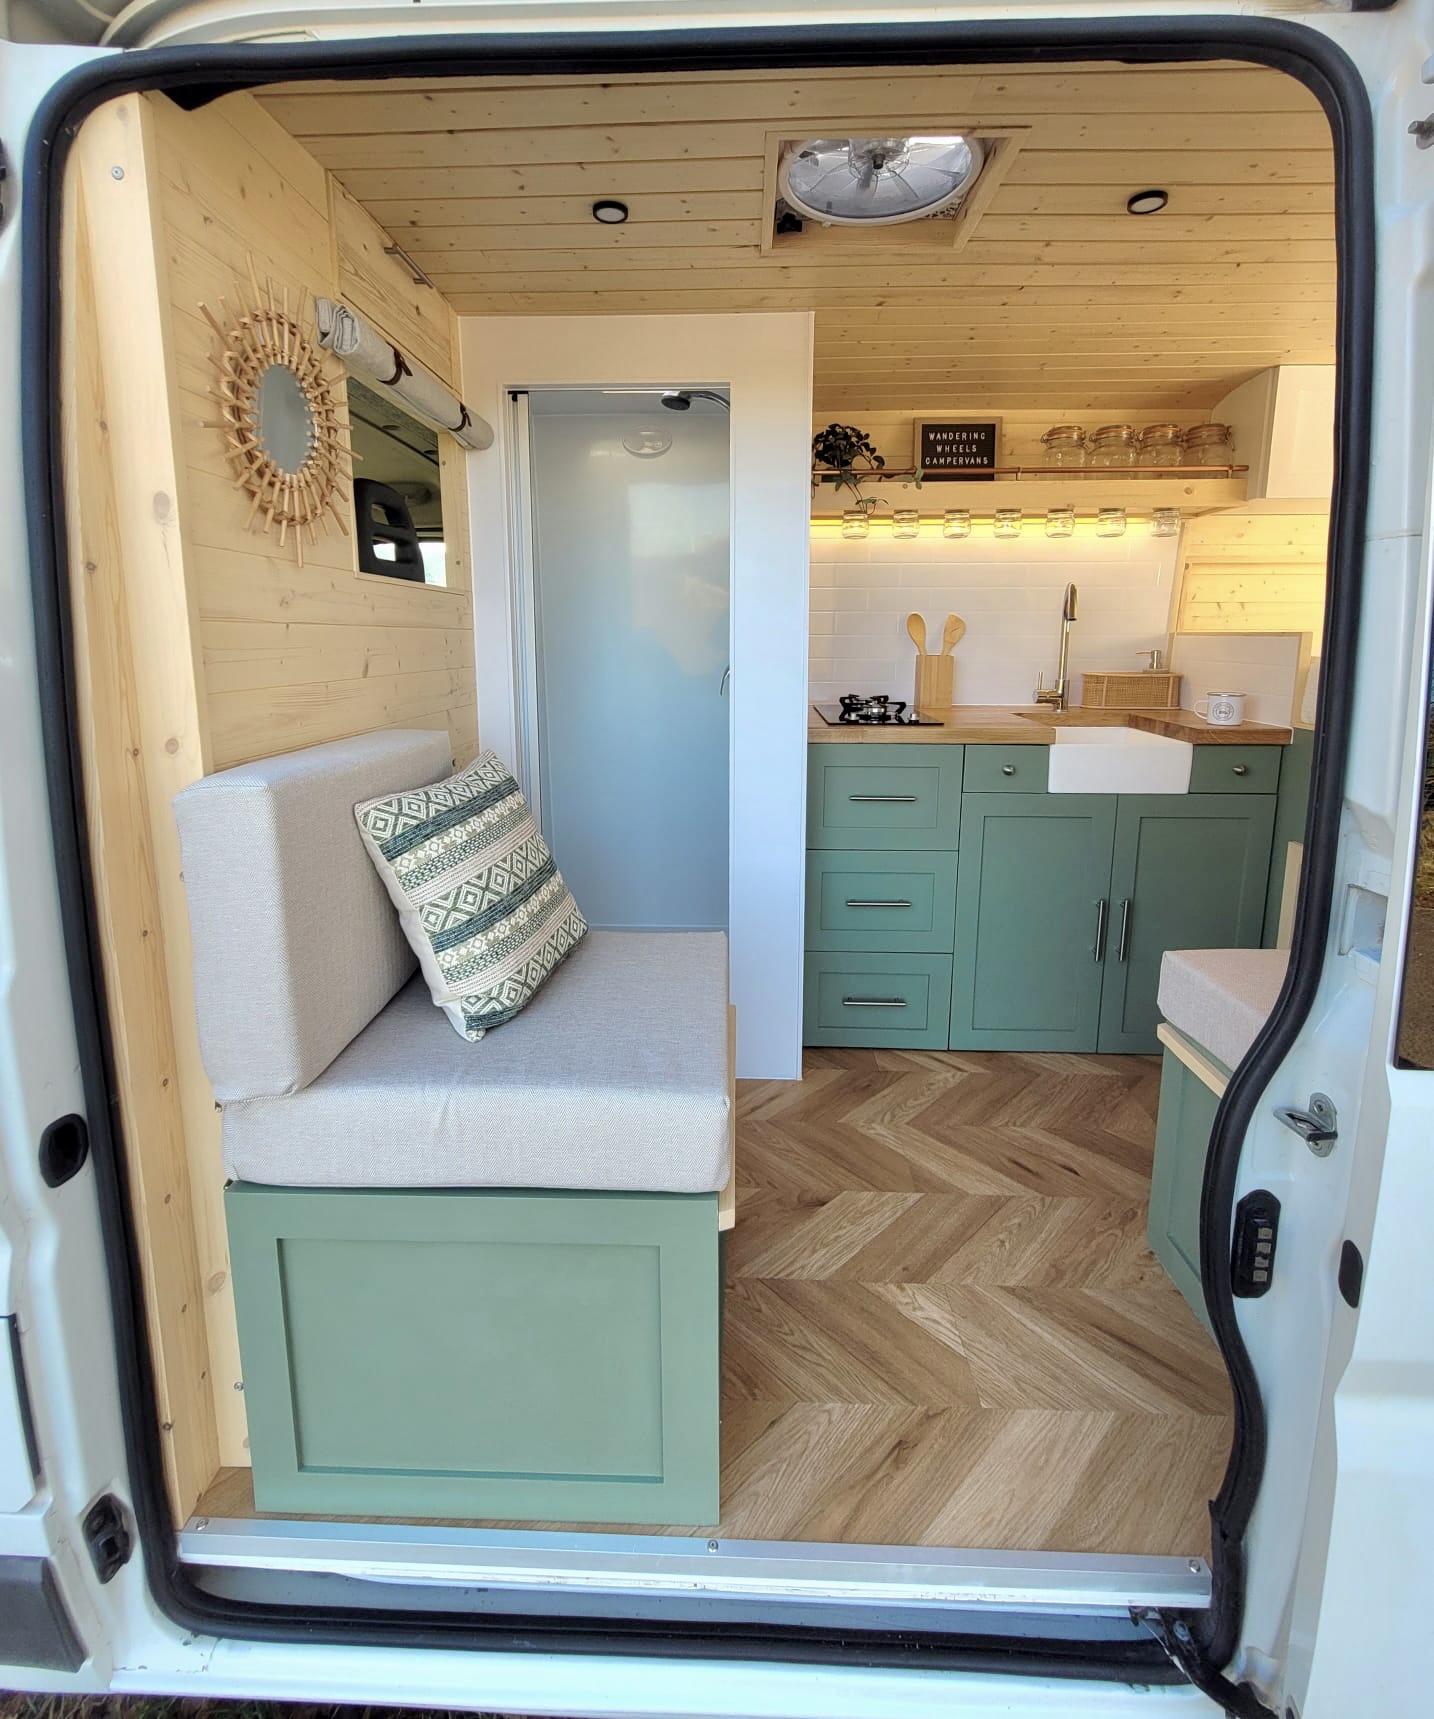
left=173, top=729, right=453, bottom=1102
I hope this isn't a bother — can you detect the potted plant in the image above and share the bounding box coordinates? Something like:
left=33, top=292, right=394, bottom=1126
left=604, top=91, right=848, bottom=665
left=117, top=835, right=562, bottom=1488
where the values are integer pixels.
left=812, top=422, right=886, bottom=507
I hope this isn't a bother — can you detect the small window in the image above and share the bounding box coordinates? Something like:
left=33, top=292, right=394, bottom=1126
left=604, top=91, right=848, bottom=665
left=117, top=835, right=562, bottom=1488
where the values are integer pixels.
left=346, top=378, right=446, bottom=585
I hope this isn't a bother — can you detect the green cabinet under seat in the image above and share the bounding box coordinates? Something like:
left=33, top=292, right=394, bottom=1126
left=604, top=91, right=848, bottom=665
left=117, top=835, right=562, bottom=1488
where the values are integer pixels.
left=805, top=849, right=958, bottom=952
left=803, top=951, right=953, bottom=1049
left=950, top=793, right=1116, bottom=1053
left=227, top=1181, right=721, bottom=1524
left=1148, top=1031, right=1233, bottom=1336
left=807, top=743, right=964, bottom=850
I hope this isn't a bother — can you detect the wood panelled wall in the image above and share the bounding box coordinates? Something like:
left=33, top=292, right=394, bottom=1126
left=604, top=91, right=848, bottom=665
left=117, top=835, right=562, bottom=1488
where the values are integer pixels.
left=1175, top=512, right=1329, bottom=638
left=260, top=60, right=1335, bottom=417
left=63, top=89, right=479, bottom=1510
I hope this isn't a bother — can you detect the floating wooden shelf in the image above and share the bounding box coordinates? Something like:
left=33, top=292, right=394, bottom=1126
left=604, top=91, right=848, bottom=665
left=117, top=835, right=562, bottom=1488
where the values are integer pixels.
left=810, top=473, right=1249, bottom=520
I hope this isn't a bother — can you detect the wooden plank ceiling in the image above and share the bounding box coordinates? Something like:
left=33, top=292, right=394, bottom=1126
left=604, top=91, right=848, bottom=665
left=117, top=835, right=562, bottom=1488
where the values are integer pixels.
left=257, top=61, right=1335, bottom=415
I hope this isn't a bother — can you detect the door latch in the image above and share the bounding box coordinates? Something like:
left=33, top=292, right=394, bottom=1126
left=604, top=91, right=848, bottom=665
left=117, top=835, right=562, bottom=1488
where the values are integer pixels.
left=1275, top=1092, right=1338, bottom=1157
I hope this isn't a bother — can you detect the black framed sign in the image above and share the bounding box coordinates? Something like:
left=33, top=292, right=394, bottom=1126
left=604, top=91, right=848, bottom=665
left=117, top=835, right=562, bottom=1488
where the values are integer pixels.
left=914, top=418, right=1001, bottom=480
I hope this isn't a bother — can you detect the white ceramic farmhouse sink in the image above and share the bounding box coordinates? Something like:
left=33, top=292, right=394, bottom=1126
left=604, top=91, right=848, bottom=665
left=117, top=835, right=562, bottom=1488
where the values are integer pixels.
left=1045, top=726, right=1193, bottom=795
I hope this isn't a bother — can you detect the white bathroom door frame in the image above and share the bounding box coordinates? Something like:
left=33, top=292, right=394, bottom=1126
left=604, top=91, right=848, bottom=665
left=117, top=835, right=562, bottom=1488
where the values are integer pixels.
left=505, top=389, right=545, bottom=823
left=461, top=313, right=814, bottom=1080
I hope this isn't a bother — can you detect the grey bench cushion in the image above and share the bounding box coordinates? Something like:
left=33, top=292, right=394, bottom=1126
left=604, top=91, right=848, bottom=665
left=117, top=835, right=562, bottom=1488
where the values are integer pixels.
left=222, top=930, right=732, bottom=1192
left=1158, top=947, right=1290, bottom=1072
left=174, top=730, right=453, bottom=1101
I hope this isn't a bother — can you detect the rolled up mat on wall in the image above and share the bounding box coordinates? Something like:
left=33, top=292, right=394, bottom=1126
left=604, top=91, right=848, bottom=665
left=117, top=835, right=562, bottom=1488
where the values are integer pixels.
left=314, top=298, right=493, bottom=451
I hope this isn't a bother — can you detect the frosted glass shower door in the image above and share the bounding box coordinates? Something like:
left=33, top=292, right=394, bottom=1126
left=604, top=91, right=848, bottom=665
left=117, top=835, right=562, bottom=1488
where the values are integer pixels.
left=526, top=394, right=731, bottom=930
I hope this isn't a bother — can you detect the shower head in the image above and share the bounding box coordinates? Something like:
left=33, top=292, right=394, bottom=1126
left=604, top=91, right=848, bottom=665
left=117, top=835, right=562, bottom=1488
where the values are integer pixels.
left=660, top=389, right=730, bottom=413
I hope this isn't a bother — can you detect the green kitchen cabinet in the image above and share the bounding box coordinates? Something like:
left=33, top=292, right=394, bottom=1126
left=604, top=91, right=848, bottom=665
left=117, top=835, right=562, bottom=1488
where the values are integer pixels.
left=1097, top=794, right=1278, bottom=1054
left=807, top=743, right=964, bottom=851
left=1148, top=1034, right=1229, bottom=1336
left=803, top=951, right=954, bottom=1049
left=805, top=849, right=958, bottom=953
left=950, top=794, right=1118, bottom=1052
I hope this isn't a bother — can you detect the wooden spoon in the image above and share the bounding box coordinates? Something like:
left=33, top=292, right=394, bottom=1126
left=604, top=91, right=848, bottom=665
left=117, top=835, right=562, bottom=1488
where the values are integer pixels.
left=906, top=613, right=928, bottom=653
left=941, top=613, right=967, bottom=655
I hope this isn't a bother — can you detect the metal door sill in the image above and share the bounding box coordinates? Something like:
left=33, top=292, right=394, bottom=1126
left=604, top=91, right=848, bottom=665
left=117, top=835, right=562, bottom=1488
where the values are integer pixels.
left=179, top=1514, right=1210, bottom=1613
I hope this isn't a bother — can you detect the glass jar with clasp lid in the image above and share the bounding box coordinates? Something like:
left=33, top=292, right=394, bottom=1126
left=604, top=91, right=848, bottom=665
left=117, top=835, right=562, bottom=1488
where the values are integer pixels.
left=1040, top=425, right=1087, bottom=468
left=1138, top=423, right=1185, bottom=467
left=1087, top=424, right=1138, bottom=468
left=1183, top=423, right=1236, bottom=468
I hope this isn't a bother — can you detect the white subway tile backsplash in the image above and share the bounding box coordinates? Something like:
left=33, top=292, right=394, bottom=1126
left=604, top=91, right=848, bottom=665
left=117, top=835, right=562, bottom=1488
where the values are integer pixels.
left=808, top=528, right=1179, bottom=706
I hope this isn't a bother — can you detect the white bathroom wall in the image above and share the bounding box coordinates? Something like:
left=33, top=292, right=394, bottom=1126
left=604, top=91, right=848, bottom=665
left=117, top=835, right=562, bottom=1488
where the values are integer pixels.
left=809, top=525, right=1182, bottom=708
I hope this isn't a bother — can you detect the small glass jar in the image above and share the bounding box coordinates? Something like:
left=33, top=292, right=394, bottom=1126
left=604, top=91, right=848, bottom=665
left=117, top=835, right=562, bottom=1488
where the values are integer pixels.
left=1138, top=423, right=1185, bottom=467
left=1096, top=507, right=1127, bottom=538
left=1087, top=424, right=1138, bottom=468
left=1184, top=423, right=1235, bottom=467
left=891, top=508, right=921, bottom=539
left=993, top=508, right=1023, bottom=540
left=840, top=508, right=870, bottom=539
left=1040, top=425, right=1087, bottom=468
left=1150, top=507, right=1181, bottom=538
left=1045, top=505, right=1076, bottom=539
left=943, top=509, right=972, bottom=539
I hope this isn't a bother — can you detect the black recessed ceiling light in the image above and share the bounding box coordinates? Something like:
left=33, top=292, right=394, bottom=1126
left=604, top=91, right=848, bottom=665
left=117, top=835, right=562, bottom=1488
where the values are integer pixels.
left=592, top=199, right=629, bottom=224
left=1126, top=189, right=1170, bottom=216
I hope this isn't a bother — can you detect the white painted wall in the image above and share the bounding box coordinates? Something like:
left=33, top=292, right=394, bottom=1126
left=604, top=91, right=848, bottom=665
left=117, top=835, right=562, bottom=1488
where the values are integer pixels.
left=459, top=313, right=814, bottom=1079
left=809, top=524, right=1180, bottom=708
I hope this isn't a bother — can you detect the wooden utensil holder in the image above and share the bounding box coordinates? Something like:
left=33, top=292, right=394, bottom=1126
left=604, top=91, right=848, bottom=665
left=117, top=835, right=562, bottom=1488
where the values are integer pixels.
left=914, top=653, right=955, bottom=711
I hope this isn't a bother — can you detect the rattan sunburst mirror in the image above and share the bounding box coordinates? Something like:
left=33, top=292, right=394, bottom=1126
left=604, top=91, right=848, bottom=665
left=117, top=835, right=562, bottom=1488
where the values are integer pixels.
left=202, top=265, right=349, bottom=565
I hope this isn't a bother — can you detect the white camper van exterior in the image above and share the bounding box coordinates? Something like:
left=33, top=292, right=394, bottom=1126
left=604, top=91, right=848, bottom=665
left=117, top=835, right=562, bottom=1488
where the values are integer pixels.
left=1, top=2, right=1432, bottom=1715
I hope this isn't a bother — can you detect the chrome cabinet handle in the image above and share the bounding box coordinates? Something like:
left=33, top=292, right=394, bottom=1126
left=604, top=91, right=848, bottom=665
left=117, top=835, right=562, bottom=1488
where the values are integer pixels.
left=1001, top=764, right=1016, bottom=777
left=1117, top=898, right=1133, bottom=963
left=841, top=996, right=908, bottom=1008
left=845, top=899, right=913, bottom=910
left=1232, top=763, right=1249, bottom=776
left=848, top=794, right=918, bottom=804
left=1093, top=898, right=1109, bottom=963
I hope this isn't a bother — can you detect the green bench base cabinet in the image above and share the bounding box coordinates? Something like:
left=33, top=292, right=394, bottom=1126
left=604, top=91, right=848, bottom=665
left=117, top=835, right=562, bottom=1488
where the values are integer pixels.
left=1148, top=1032, right=1233, bottom=1335
left=804, top=742, right=1282, bottom=1055
left=228, top=1182, right=721, bottom=1524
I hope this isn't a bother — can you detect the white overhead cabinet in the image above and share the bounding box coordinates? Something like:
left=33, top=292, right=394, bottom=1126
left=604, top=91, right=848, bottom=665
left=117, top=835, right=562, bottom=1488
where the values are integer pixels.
left=1214, top=365, right=1336, bottom=509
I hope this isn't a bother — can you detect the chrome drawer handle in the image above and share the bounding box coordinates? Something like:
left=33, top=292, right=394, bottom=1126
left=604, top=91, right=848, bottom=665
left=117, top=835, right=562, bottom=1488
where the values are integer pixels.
left=1233, top=764, right=1249, bottom=776
left=1001, top=764, right=1016, bottom=776
left=845, top=899, right=913, bottom=910
left=841, top=996, right=908, bottom=1008
left=848, top=794, right=918, bottom=804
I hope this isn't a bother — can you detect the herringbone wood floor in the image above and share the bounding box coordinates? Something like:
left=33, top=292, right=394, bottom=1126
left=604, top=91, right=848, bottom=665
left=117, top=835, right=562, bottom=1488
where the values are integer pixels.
left=197, top=1049, right=1231, bottom=1555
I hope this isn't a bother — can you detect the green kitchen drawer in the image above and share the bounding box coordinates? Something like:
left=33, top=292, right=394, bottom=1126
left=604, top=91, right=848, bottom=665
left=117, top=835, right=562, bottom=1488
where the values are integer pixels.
left=962, top=744, right=1050, bottom=793
left=807, top=743, right=964, bottom=850
left=1189, top=745, right=1283, bottom=795
left=803, top=951, right=953, bottom=1048
left=805, top=849, right=958, bottom=952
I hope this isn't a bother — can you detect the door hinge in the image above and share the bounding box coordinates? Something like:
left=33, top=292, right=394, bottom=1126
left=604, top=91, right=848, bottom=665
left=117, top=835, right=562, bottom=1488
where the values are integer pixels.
left=1231, top=1191, right=1280, bottom=1297
left=81, top=1494, right=133, bottom=1584
left=1274, top=1092, right=1337, bottom=1157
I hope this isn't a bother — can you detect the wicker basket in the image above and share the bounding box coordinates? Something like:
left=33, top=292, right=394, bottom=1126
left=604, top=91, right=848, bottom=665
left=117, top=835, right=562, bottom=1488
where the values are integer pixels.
left=1080, top=671, right=1182, bottom=711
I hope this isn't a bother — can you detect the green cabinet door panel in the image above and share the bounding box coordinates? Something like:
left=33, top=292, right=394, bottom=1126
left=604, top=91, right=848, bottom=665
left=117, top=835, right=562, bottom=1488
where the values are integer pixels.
left=807, top=743, right=964, bottom=850
left=1098, top=794, right=1277, bottom=1054
left=1264, top=729, right=1313, bottom=945
left=1189, top=744, right=1284, bottom=796
left=227, top=1182, right=721, bottom=1524
left=805, top=849, right=958, bottom=952
left=804, top=951, right=953, bottom=1049
left=1148, top=1045, right=1223, bottom=1336
left=949, top=794, right=1118, bottom=1052
left=962, top=745, right=1051, bottom=793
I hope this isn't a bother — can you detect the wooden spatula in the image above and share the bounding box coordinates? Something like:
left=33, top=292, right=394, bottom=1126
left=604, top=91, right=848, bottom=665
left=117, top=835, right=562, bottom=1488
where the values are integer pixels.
left=941, top=613, right=967, bottom=654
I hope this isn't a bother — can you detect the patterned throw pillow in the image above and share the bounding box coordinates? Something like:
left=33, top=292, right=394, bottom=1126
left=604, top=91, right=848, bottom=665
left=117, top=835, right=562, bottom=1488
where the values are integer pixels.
left=354, top=751, right=587, bottom=1041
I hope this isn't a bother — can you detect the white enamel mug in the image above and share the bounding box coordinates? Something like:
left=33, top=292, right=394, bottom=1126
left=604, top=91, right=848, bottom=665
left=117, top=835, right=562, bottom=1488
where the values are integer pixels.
left=1195, top=691, right=1247, bottom=726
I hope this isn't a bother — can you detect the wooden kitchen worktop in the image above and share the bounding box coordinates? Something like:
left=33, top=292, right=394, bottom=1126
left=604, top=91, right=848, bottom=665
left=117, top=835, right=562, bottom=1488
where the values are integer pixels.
left=808, top=705, right=1293, bottom=746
